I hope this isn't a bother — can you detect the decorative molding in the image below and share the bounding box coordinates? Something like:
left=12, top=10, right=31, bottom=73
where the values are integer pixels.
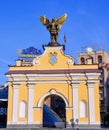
left=37, top=90, right=69, bottom=107
left=87, top=80, right=99, bottom=84
left=12, top=81, right=27, bottom=85
left=33, top=58, right=40, bottom=66
left=70, top=73, right=86, bottom=77
left=66, top=107, right=73, bottom=110
left=71, top=80, right=86, bottom=84
left=86, top=73, right=100, bottom=78
left=27, top=81, right=70, bottom=84
left=26, top=73, right=67, bottom=77
left=67, top=59, right=74, bottom=65
left=49, top=89, right=56, bottom=94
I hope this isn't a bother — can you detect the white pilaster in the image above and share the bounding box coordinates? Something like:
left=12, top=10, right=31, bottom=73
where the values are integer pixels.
left=28, top=84, right=34, bottom=124
left=87, top=83, right=95, bottom=124
left=72, top=83, right=79, bottom=123
left=12, top=85, right=19, bottom=123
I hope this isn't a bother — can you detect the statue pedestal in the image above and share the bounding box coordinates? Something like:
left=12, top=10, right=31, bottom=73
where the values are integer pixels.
left=48, top=42, right=60, bottom=46
left=43, top=43, right=65, bottom=51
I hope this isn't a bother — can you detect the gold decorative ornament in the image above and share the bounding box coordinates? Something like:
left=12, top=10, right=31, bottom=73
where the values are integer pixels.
left=40, top=14, right=67, bottom=46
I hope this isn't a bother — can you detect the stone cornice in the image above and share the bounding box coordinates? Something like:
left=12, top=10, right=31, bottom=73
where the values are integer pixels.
left=6, top=69, right=101, bottom=75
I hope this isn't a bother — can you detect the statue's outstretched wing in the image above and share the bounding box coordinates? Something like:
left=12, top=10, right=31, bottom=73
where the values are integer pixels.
left=40, top=16, right=50, bottom=25
left=55, top=13, right=67, bottom=25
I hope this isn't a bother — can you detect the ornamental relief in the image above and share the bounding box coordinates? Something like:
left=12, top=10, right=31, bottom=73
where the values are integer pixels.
left=49, top=52, right=57, bottom=65
left=33, top=58, right=40, bottom=66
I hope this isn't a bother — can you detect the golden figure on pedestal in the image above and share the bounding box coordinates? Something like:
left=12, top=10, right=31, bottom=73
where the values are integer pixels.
left=40, top=14, right=67, bottom=46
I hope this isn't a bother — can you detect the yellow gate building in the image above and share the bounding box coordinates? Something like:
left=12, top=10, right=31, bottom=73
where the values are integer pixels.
left=6, top=14, right=101, bottom=128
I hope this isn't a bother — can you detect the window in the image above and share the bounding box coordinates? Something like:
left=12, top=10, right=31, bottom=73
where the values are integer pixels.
left=80, top=100, right=87, bottom=118
left=98, top=55, right=102, bottom=63
left=81, top=57, right=85, bottom=64
left=91, top=57, right=93, bottom=64
left=19, top=101, right=26, bottom=118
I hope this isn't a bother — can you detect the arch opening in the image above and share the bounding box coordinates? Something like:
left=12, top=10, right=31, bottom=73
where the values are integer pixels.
left=42, top=94, right=66, bottom=128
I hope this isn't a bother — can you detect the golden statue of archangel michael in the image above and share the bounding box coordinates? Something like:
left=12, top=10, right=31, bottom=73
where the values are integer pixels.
left=40, top=13, right=67, bottom=46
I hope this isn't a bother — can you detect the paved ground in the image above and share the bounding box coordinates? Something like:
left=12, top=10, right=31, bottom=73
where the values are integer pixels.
left=0, top=128, right=109, bottom=130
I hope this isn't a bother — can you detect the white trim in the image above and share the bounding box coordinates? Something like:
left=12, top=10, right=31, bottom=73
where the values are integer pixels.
left=28, top=84, right=34, bottom=123
left=72, top=83, right=78, bottom=123
left=37, top=89, right=68, bottom=107
left=70, top=73, right=86, bottom=77
left=11, top=75, right=26, bottom=81
left=27, top=121, right=40, bottom=124
left=12, top=81, right=27, bottom=84
left=7, top=121, right=40, bottom=125
left=13, top=73, right=88, bottom=78
left=86, top=73, right=101, bottom=76
left=11, top=74, right=26, bottom=77
left=78, top=122, right=100, bottom=125
left=66, top=107, right=73, bottom=110
left=7, top=122, right=27, bottom=124
left=12, top=85, right=19, bottom=123
left=87, top=80, right=99, bottom=83
left=88, top=83, right=95, bottom=123
left=26, top=73, right=67, bottom=77
left=71, top=80, right=86, bottom=84
left=28, top=81, right=70, bottom=84
left=86, top=73, right=100, bottom=80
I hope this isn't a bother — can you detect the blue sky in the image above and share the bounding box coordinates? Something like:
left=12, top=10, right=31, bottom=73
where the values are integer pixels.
left=0, top=0, right=109, bottom=84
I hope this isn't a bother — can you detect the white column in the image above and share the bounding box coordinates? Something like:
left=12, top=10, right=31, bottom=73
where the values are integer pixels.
left=87, top=83, right=95, bottom=124
left=72, top=83, right=78, bottom=123
left=28, top=84, right=34, bottom=124
left=12, top=85, right=19, bottom=123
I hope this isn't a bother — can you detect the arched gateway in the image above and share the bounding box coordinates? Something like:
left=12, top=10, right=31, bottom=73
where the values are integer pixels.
left=6, top=14, right=101, bottom=128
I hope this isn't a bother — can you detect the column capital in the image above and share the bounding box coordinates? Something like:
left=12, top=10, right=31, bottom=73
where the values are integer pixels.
left=87, top=80, right=99, bottom=88
left=12, top=84, right=19, bottom=89
left=87, top=83, right=94, bottom=88
left=27, top=84, right=35, bottom=89
left=71, top=82, right=79, bottom=88
left=85, top=73, right=100, bottom=84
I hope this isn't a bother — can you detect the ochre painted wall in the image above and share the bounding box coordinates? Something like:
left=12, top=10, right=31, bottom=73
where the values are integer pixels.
left=7, top=46, right=100, bottom=126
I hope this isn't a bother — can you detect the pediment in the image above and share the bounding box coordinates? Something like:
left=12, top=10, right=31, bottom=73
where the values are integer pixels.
left=32, top=46, right=74, bottom=69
